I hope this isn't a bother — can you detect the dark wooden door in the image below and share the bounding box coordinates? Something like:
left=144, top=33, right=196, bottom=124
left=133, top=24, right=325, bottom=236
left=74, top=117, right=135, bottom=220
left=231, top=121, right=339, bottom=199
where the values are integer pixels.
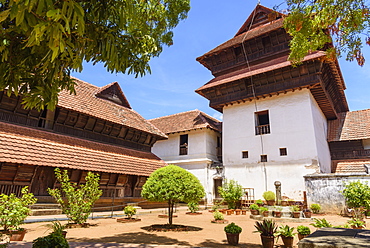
left=31, top=167, right=56, bottom=196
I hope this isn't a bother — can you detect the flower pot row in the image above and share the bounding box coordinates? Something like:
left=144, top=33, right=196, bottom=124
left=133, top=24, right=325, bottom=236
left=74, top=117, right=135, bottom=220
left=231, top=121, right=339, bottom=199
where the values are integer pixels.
left=217, top=209, right=247, bottom=215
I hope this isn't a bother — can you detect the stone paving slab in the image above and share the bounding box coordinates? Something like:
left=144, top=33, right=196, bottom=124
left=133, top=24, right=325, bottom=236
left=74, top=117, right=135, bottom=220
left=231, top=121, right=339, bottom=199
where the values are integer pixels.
left=298, top=228, right=370, bottom=248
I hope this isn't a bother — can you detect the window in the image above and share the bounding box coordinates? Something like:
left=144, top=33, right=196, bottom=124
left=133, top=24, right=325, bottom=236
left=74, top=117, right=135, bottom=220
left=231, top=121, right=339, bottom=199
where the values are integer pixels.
left=261, top=155, right=267, bottom=162
left=255, top=110, right=270, bottom=135
left=242, top=151, right=249, bottom=158
left=179, top=134, right=188, bottom=155
left=280, top=148, right=287, bottom=156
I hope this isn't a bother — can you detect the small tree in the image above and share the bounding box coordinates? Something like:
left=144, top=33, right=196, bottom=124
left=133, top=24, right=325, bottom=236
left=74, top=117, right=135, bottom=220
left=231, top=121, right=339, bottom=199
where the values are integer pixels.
left=48, top=168, right=102, bottom=225
left=218, top=179, right=243, bottom=209
left=342, top=181, right=370, bottom=219
left=141, top=165, right=205, bottom=226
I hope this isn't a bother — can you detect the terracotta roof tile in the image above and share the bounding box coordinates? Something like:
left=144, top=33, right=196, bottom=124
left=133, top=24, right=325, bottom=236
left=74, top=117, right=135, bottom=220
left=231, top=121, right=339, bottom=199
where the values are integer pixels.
left=149, top=110, right=222, bottom=134
left=196, top=52, right=326, bottom=92
left=0, top=121, right=165, bottom=176
left=334, top=160, right=370, bottom=174
left=328, top=109, right=370, bottom=141
left=58, top=78, right=166, bottom=139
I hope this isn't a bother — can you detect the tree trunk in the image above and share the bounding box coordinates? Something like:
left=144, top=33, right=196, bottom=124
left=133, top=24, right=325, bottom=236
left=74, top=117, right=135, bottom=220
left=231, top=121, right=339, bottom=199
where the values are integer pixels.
left=168, top=200, right=174, bottom=226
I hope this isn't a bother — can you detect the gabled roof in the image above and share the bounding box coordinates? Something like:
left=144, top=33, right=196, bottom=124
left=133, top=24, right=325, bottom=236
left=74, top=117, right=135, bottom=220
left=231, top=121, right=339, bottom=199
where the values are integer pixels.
left=58, top=78, right=166, bottom=139
left=328, top=109, right=370, bottom=142
left=333, top=160, right=370, bottom=174
left=0, top=121, right=165, bottom=176
left=149, top=110, right=222, bottom=134
left=96, top=81, right=131, bottom=109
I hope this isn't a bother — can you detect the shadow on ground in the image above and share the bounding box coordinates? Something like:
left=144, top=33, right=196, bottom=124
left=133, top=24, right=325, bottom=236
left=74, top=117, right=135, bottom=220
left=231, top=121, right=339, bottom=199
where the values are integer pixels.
left=197, top=239, right=262, bottom=248
left=68, top=232, right=192, bottom=246
left=141, top=225, right=202, bottom=232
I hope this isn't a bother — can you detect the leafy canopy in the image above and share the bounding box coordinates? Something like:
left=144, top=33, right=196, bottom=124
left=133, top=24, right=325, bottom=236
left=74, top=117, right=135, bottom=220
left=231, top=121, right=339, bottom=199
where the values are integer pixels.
left=218, top=179, right=243, bottom=209
left=141, top=164, right=205, bottom=225
left=342, top=180, right=370, bottom=209
left=284, top=0, right=370, bottom=66
left=48, top=168, right=102, bottom=225
left=0, top=0, right=190, bottom=110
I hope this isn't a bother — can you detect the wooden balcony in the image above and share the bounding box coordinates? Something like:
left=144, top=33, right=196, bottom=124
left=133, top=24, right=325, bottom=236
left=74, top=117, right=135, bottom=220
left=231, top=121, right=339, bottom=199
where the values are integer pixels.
left=179, top=147, right=188, bottom=155
left=331, top=149, right=370, bottom=160
left=256, top=124, right=270, bottom=135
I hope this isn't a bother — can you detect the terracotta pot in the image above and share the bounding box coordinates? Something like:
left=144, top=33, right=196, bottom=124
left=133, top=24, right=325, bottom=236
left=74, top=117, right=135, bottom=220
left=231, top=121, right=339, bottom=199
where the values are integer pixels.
left=226, top=232, right=240, bottom=245
left=304, top=211, right=312, bottom=218
left=241, top=210, right=247, bottom=215
left=235, top=209, right=241, bottom=215
left=298, top=233, right=308, bottom=240
left=263, top=211, right=269, bottom=217
left=281, top=236, right=294, bottom=248
left=266, top=200, right=275, bottom=206
left=292, top=211, right=301, bottom=218
left=274, top=211, right=282, bottom=218
left=2, top=229, right=27, bottom=241
left=260, top=235, right=274, bottom=248
left=219, top=209, right=226, bottom=214
left=352, top=226, right=364, bottom=229
left=251, top=209, right=259, bottom=215
left=281, top=200, right=288, bottom=206
left=226, top=210, right=233, bottom=215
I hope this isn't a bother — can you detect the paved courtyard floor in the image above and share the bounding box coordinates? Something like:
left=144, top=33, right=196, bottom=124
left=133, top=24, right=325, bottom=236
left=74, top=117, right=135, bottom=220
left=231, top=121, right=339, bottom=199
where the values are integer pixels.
left=8, top=209, right=359, bottom=248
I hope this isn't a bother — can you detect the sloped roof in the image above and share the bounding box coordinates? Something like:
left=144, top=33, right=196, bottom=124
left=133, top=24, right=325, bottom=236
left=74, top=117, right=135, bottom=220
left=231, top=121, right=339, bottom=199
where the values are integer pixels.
left=196, top=52, right=326, bottom=92
left=149, top=110, right=222, bottom=134
left=0, top=121, right=165, bottom=176
left=58, top=78, right=166, bottom=139
left=328, top=109, right=370, bottom=142
left=334, top=160, right=370, bottom=174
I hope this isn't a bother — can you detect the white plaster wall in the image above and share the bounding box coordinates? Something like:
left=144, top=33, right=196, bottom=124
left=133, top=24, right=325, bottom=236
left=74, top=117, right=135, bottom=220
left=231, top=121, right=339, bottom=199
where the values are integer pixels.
left=222, top=89, right=325, bottom=200
left=309, top=93, right=332, bottom=173
left=363, top=139, right=370, bottom=149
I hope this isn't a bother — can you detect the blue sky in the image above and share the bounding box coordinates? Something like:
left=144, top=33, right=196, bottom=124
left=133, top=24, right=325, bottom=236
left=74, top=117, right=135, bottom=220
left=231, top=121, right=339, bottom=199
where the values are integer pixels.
left=72, top=0, right=370, bottom=121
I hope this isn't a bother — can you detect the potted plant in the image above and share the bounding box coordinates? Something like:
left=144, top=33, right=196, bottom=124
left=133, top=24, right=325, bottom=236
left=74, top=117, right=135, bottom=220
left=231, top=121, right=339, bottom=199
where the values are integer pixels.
left=291, top=205, right=301, bottom=218
left=117, top=205, right=141, bottom=222
left=250, top=204, right=259, bottom=215
left=235, top=209, right=241, bottom=215
left=310, top=218, right=332, bottom=229
left=254, top=219, right=277, bottom=248
left=187, top=202, right=201, bottom=215
left=280, top=199, right=288, bottom=206
left=303, top=209, right=312, bottom=218
left=348, top=218, right=366, bottom=229
left=287, top=199, right=295, bottom=206
left=224, top=222, right=242, bottom=245
left=297, top=225, right=311, bottom=240
left=47, top=220, right=67, bottom=238
left=276, top=224, right=296, bottom=248
left=32, top=230, right=69, bottom=248
left=211, top=210, right=228, bottom=224
left=263, top=191, right=276, bottom=206
left=0, top=186, right=37, bottom=241
left=256, top=199, right=264, bottom=207
left=259, top=207, right=269, bottom=217
left=274, top=206, right=283, bottom=218
left=310, top=203, right=321, bottom=214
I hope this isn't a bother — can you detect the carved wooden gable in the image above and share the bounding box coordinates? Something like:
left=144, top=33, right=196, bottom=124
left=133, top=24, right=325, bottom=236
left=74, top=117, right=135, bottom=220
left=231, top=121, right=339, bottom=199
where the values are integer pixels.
left=96, top=82, right=131, bottom=109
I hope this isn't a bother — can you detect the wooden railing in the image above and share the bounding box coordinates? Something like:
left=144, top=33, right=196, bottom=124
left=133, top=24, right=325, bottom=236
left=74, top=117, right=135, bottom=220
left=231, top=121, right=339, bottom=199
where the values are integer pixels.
left=0, top=184, right=28, bottom=197
left=256, top=124, right=270, bottom=135
left=331, top=149, right=370, bottom=160
left=179, top=147, right=188, bottom=155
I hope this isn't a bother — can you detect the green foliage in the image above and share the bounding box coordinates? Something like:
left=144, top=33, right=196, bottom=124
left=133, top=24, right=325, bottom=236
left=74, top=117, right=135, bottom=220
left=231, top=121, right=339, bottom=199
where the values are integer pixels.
left=188, top=202, right=199, bottom=213
left=284, top=0, right=370, bottom=66
left=249, top=204, right=259, bottom=210
left=274, top=206, right=283, bottom=212
left=310, top=218, right=332, bottom=228
left=218, top=179, right=243, bottom=209
left=291, top=205, right=301, bottom=212
left=32, top=232, right=69, bottom=248
left=0, top=0, right=190, bottom=110
left=262, top=191, right=276, bottom=201
left=256, top=199, right=264, bottom=205
left=124, top=206, right=137, bottom=219
left=310, top=203, right=321, bottom=214
left=48, top=168, right=102, bottom=225
left=0, top=186, right=37, bottom=231
left=224, top=222, right=242, bottom=234
left=342, top=181, right=370, bottom=209
left=259, top=207, right=268, bottom=213
left=141, top=165, right=205, bottom=225
left=254, top=219, right=277, bottom=237
left=49, top=221, right=66, bottom=236
left=348, top=218, right=366, bottom=228
left=276, top=225, right=296, bottom=238
left=297, top=225, right=311, bottom=235
left=213, top=210, right=224, bottom=221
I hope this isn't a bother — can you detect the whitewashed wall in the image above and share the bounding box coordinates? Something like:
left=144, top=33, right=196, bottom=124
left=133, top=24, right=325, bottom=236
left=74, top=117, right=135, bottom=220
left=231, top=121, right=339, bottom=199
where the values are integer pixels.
left=222, top=89, right=329, bottom=200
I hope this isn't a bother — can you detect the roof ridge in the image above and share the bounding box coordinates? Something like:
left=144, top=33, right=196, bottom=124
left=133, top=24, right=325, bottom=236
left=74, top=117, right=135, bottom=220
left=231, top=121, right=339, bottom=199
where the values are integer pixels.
left=148, top=109, right=200, bottom=121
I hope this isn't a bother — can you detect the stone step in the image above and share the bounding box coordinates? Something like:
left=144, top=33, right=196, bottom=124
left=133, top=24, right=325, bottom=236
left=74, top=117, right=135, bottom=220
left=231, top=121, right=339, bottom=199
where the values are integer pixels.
left=31, top=203, right=61, bottom=209
left=31, top=208, right=63, bottom=216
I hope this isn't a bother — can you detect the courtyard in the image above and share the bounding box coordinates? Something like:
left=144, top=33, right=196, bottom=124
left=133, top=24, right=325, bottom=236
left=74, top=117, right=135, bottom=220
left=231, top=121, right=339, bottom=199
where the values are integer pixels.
left=9, top=207, right=355, bottom=248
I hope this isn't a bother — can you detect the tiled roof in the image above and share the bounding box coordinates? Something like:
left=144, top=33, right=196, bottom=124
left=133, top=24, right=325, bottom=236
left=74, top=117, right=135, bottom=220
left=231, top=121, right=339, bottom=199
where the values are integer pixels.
left=328, top=109, right=370, bottom=141
left=196, top=52, right=326, bottom=92
left=334, top=160, right=370, bottom=174
left=197, top=18, right=284, bottom=60
left=149, top=110, right=222, bottom=134
left=0, top=121, right=165, bottom=176
left=58, top=78, right=167, bottom=139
